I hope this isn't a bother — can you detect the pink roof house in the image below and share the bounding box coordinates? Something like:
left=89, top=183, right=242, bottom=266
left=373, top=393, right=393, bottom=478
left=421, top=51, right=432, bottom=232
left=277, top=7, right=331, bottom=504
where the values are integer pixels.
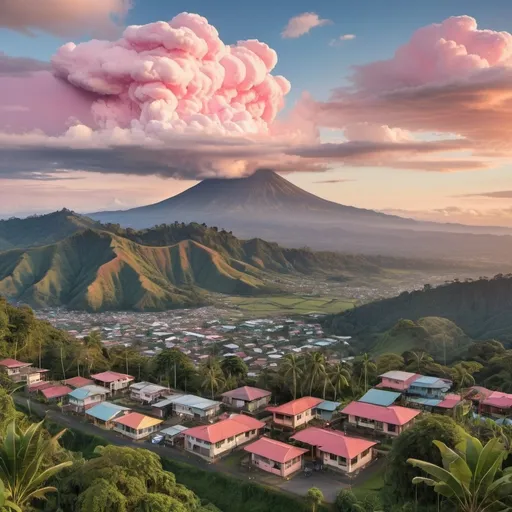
left=64, top=376, right=94, bottom=389
left=291, top=427, right=377, bottom=473
left=91, top=371, right=134, bottom=394
left=41, top=385, right=72, bottom=402
left=481, top=391, right=512, bottom=418
left=185, top=414, right=265, bottom=461
left=377, top=371, right=420, bottom=391
left=0, top=358, right=48, bottom=386
left=244, top=437, right=308, bottom=478
left=342, top=401, right=420, bottom=436
left=267, top=397, right=323, bottom=430
left=221, top=386, right=271, bottom=412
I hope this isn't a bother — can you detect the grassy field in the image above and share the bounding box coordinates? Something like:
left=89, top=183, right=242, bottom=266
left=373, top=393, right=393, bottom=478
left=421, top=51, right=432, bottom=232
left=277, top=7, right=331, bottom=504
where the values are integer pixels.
left=352, top=465, right=385, bottom=501
left=224, top=295, right=356, bottom=316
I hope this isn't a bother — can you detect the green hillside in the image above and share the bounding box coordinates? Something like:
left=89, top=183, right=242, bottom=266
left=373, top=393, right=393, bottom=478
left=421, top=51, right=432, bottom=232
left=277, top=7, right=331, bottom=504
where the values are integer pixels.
left=0, top=209, right=99, bottom=249
left=326, top=275, right=512, bottom=342
left=371, top=317, right=472, bottom=358
left=0, top=230, right=271, bottom=311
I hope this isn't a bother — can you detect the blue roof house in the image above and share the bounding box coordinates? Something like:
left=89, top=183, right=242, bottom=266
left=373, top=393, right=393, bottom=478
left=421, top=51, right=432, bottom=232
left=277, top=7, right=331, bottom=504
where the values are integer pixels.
left=408, top=376, right=452, bottom=399
left=315, top=400, right=341, bottom=421
left=358, top=389, right=402, bottom=407
left=85, top=402, right=131, bottom=428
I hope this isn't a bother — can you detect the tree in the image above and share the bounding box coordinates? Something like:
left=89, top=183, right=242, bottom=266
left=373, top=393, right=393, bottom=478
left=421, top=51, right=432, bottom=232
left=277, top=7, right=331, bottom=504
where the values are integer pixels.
left=467, top=340, right=505, bottom=364
left=387, top=415, right=464, bottom=505
left=408, top=433, right=512, bottom=512
left=375, top=353, right=405, bottom=375
left=451, top=362, right=482, bottom=391
left=280, top=354, right=303, bottom=400
left=200, top=358, right=225, bottom=399
left=306, top=352, right=327, bottom=396
left=328, top=363, right=351, bottom=401
left=220, top=356, right=248, bottom=384
left=405, top=351, right=434, bottom=374
left=305, top=487, right=324, bottom=512
left=335, top=489, right=363, bottom=511
left=153, top=349, right=197, bottom=390
left=0, top=420, right=72, bottom=510
left=360, top=353, right=376, bottom=393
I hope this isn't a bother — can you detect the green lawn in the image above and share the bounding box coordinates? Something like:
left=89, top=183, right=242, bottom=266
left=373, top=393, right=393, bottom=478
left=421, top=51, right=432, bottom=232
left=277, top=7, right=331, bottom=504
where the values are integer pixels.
left=352, top=465, right=386, bottom=501
left=225, top=295, right=356, bottom=316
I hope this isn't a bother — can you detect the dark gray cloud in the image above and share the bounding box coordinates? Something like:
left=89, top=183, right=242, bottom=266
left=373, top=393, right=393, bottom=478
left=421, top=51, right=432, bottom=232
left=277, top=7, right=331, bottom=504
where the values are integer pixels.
left=457, top=190, right=512, bottom=199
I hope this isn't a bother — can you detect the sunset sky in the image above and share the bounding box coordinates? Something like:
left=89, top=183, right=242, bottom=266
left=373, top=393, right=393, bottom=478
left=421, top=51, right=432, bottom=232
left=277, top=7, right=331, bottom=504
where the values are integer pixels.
left=2, top=0, right=512, bottom=226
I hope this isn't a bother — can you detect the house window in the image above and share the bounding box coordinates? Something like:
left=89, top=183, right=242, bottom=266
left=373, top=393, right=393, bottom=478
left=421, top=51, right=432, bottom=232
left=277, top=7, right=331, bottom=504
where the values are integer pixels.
left=361, top=449, right=370, bottom=458
left=338, top=456, right=347, bottom=466
left=329, top=453, right=337, bottom=461
left=296, top=414, right=302, bottom=420
left=388, top=424, right=397, bottom=433
left=250, top=430, right=256, bottom=435
left=215, top=440, right=224, bottom=448
left=228, top=436, right=234, bottom=442
left=351, top=456, right=358, bottom=466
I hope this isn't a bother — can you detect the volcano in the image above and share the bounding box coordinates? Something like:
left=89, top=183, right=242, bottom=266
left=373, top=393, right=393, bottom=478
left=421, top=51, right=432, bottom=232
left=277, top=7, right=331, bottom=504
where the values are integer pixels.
left=90, top=170, right=512, bottom=262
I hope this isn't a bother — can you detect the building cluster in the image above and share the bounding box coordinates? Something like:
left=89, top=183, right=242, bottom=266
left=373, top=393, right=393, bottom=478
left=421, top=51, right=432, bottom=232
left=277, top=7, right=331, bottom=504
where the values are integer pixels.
left=4, top=355, right=511, bottom=484
left=35, top=309, right=353, bottom=374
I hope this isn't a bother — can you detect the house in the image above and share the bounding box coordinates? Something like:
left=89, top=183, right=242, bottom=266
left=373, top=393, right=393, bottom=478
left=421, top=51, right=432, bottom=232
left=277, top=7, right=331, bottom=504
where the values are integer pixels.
left=480, top=391, right=512, bottom=419
left=129, top=382, right=171, bottom=404
left=166, top=394, right=221, bottom=421
left=113, top=412, right=163, bottom=440
left=63, top=376, right=94, bottom=389
left=244, top=437, right=308, bottom=478
left=407, top=376, right=452, bottom=399
left=342, top=401, right=421, bottom=436
left=359, top=389, right=401, bottom=407
left=0, top=358, right=49, bottom=386
left=185, top=414, right=265, bottom=461
left=267, top=397, right=324, bottom=429
left=377, top=371, right=419, bottom=391
left=40, top=385, right=72, bottom=403
left=221, top=386, right=271, bottom=412
left=159, top=425, right=189, bottom=446
left=315, top=400, right=341, bottom=421
left=406, top=393, right=462, bottom=414
left=67, top=384, right=110, bottom=413
left=90, top=371, right=134, bottom=394
left=86, top=402, right=131, bottom=429
left=151, top=394, right=184, bottom=419
left=291, top=427, right=377, bottom=474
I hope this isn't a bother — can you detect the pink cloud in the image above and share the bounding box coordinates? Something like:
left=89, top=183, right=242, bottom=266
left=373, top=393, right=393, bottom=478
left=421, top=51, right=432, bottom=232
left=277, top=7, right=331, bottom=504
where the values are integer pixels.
left=344, top=123, right=411, bottom=143
left=0, top=0, right=131, bottom=37
left=281, top=12, right=331, bottom=39
left=314, top=16, right=512, bottom=154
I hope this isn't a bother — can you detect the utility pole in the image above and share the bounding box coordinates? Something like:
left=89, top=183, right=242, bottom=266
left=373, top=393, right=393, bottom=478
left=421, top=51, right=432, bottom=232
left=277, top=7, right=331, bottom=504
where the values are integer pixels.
left=174, top=361, right=177, bottom=389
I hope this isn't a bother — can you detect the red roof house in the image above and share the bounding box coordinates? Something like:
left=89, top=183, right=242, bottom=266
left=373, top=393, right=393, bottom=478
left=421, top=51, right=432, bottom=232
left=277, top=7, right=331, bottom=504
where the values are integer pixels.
left=91, top=371, right=134, bottom=393
left=437, top=394, right=462, bottom=409
left=0, top=358, right=48, bottom=386
left=64, top=376, right=94, bottom=389
left=342, top=401, right=420, bottom=436
left=41, top=385, right=72, bottom=401
left=244, top=437, right=308, bottom=478
left=481, top=391, right=512, bottom=417
left=0, top=358, right=31, bottom=369
left=267, top=396, right=323, bottom=429
left=221, top=386, right=271, bottom=411
left=291, top=427, right=377, bottom=473
left=185, top=414, right=265, bottom=461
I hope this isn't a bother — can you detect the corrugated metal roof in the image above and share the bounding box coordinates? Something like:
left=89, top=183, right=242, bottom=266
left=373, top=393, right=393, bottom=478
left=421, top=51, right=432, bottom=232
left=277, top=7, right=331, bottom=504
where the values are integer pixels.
left=168, top=394, right=220, bottom=410
left=316, top=400, right=341, bottom=411
left=407, top=397, right=442, bottom=407
left=379, top=371, right=418, bottom=381
left=160, top=425, right=189, bottom=437
left=152, top=394, right=184, bottom=408
left=359, top=389, right=401, bottom=407
left=410, top=376, right=452, bottom=389
left=68, top=384, right=110, bottom=400
left=86, top=402, right=130, bottom=422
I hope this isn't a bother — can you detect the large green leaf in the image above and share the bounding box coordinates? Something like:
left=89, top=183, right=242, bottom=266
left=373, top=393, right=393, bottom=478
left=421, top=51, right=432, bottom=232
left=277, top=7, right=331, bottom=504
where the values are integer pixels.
left=457, top=432, right=483, bottom=474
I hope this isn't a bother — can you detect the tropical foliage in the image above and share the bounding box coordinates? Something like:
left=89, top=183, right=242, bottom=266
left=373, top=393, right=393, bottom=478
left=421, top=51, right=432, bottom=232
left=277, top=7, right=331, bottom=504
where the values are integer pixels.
left=408, top=433, right=512, bottom=512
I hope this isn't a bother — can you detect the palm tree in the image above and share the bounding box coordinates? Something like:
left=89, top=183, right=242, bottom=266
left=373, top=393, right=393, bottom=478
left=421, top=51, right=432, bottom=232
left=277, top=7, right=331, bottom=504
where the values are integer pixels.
left=306, top=353, right=327, bottom=396
left=408, top=351, right=433, bottom=374
left=200, top=358, right=225, bottom=399
left=451, top=363, right=478, bottom=392
left=328, top=363, right=351, bottom=400
left=281, top=354, right=303, bottom=400
left=360, top=353, right=376, bottom=393
left=408, top=433, right=512, bottom=512
left=0, top=420, right=72, bottom=510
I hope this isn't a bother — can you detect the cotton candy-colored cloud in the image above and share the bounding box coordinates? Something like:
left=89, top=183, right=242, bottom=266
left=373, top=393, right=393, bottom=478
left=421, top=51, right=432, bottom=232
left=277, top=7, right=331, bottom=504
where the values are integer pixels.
left=315, top=16, right=512, bottom=153
left=0, top=0, right=131, bottom=37
left=329, top=34, right=356, bottom=46
left=0, top=52, right=51, bottom=76
left=281, top=12, right=331, bottom=39
left=344, top=123, right=411, bottom=143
